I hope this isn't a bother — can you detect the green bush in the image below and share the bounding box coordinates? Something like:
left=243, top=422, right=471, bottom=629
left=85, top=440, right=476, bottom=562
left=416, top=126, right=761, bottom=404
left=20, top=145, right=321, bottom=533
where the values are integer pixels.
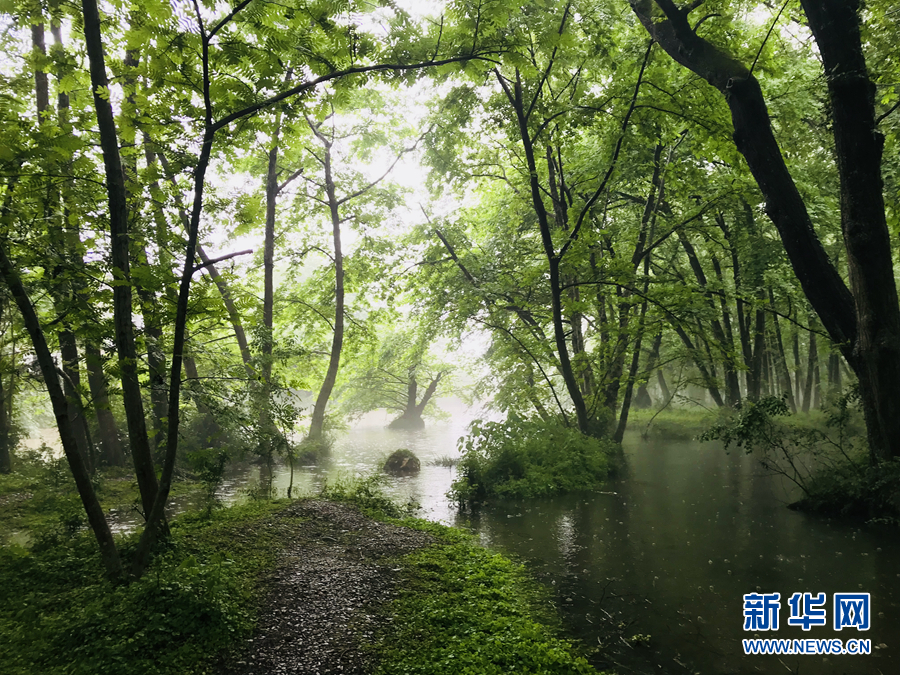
left=450, top=417, right=617, bottom=503
left=700, top=392, right=900, bottom=521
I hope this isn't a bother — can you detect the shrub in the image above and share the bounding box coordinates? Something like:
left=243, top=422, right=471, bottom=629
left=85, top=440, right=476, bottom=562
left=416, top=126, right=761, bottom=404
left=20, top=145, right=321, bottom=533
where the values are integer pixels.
left=700, top=391, right=900, bottom=521
left=450, top=417, right=618, bottom=503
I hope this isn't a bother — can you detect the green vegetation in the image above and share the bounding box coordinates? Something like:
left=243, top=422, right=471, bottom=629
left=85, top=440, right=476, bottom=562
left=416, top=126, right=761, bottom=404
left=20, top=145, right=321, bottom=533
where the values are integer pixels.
left=372, top=528, right=604, bottom=675
left=450, top=418, right=617, bottom=503
left=1, top=467, right=611, bottom=675
left=628, top=408, right=718, bottom=441
left=0, top=452, right=200, bottom=543
left=0, top=500, right=290, bottom=675
left=700, top=393, right=900, bottom=522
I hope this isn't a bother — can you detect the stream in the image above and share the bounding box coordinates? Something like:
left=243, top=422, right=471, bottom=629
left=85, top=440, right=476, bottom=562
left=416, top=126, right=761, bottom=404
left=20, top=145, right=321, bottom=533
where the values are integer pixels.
left=105, top=401, right=900, bottom=673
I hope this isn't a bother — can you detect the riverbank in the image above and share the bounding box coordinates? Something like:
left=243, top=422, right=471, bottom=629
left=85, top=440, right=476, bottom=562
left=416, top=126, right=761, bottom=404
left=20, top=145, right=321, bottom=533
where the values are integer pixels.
left=0, top=491, right=609, bottom=675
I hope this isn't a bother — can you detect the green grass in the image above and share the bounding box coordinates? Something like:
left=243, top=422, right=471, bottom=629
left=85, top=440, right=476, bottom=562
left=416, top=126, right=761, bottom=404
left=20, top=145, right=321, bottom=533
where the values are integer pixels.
left=0, top=500, right=292, bottom=675
left=371, top=517, right=607, bottom=675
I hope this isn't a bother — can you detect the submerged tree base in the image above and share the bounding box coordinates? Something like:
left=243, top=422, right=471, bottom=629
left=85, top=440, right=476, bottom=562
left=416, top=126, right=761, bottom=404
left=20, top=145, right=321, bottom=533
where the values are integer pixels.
left=387, top=414, right=426, bottom=430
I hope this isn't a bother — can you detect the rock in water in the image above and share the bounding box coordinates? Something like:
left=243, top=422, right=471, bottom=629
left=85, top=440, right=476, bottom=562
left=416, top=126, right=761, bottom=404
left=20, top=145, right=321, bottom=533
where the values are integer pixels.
left=383, top=449, right=421, bottom=475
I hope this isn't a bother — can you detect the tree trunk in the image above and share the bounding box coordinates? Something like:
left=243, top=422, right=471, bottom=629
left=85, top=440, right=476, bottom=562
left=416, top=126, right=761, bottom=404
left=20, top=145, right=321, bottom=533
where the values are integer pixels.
left=801, top=0, right=900, bottom=460
left=308, top=140, right=345, bottom=442
left=748, top=297, right=766, bottom=401
left=635, top=330, right=663, bottom=409
left=769, top=291, right=797, bottom=412
left=154, top=150, right=254, bottom=375
left=84, top=343, right=125, bottom=467
left=0, top=303, right=10, bottom=474
left=0, top=216, right=121, bottom=578
left=497, top=69, right=592, bottom=435
left=803, top=327, right=819, bottom=413
left=80, top=0, right=159, bottom=517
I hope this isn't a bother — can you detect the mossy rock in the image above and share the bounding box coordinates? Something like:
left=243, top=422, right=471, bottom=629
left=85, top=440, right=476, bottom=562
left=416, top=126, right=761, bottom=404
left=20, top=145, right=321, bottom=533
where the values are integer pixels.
left=384, top=449, right=421, bottom=475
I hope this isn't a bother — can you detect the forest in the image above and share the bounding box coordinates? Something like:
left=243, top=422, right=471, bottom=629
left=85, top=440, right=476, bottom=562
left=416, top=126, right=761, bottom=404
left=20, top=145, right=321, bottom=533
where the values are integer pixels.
left=0, top=0, right=898, bottom=671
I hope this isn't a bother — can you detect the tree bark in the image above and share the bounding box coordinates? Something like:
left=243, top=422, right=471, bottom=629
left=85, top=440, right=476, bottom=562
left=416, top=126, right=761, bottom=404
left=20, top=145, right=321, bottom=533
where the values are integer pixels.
left=496, top=69, right=592, bottom=434
left=803, top=327, right=818, bottom=413
left=307, top=138, right=345, bottom=442
left=800, top=0, right=900, bottom=460
left=80, top=0, right=159, bottom=517
left=769, top=290, right=797, bottom=412
left=84, top=343, right=125, bottom=467
left=0, top=205, right=121, bottom=578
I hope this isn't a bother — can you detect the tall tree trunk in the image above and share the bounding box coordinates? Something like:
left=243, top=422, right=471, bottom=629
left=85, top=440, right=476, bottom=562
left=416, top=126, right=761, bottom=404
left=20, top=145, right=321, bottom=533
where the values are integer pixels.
left=803, top=327, right=819, bottom=413
left=0, top=192, right=121, bottom=578
left=80, top=0, right=159, bottom=517
left=748, top=297, right=766, bottom=401
left=155, top=150, right=254, bottom=375
left=84, top=343, right=125, bottom=467
left=769, top=291, right=796, bottom=412
left=496, top=69, right=591, bottom=434
left=631, top=0, right=900, bottom=461
left=33, top=20, right=93, bottom=472
left=0, top=302, right=10, bottom=474
left=634, top=329, right=662, bottom=409
left=307, top=140, right=345, bottom=441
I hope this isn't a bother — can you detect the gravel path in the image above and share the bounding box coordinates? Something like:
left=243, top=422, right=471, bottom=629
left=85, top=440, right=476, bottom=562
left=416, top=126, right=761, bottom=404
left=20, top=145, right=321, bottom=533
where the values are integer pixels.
left=220, top=500, right=434, bottom=675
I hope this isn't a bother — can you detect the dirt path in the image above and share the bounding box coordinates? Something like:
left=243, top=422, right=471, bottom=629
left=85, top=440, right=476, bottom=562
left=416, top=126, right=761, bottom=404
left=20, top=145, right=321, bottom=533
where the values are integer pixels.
left=220, top=500, right=434, bottom=675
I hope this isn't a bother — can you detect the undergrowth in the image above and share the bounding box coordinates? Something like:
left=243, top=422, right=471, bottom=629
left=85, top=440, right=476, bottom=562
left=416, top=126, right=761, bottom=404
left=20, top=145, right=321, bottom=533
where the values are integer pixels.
left=0, top=500, right=290, bottom=675
left=700, top=391, right=900, bottom=522
left=450, top=417, right=617, bottom=503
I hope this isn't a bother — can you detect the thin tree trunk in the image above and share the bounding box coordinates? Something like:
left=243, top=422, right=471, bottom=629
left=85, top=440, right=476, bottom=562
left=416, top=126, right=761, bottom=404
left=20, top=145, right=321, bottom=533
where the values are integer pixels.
left=154, top=150, right=254, bottom=375
left=307, top=139, right=345, bottom=442
left=80, top=0, right=159, bottom=518
left=769, top=290, right=796, bottom=412
left=803, top=327, right=819, bottom=413
left=84, top=343, right=125, bottom=467
left=0, top=302, right=10, bottom=474
left=0, top=199, right=121, bottom=578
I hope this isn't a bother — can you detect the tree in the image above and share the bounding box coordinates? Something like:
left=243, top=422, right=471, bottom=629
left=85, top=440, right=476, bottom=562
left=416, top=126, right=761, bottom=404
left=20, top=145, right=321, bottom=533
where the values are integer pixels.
left=629, top=0, right=900, bottom=461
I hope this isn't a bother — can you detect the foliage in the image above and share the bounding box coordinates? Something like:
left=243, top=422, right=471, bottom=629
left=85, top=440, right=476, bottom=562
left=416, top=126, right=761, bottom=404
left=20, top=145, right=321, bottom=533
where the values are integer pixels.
left=0, top=453, right=199, bottom=545
left=700, top=392, right=900, bottom=520
left=450, top=418, right=617, bottom=503
left=0, top=500, right=289, bottom=675
left=371, top=535, right=606, bottom=675
left=317, top=473, right=417, bottom=519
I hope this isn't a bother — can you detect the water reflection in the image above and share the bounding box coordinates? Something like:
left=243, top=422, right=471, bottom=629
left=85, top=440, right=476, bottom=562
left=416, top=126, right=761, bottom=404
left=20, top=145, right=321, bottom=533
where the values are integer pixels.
left=461, top=437, right=899, bottom=674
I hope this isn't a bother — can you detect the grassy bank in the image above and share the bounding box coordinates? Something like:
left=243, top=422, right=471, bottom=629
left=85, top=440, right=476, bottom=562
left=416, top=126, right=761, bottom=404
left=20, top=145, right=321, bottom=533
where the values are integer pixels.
left=372, top=522, right=603, bottom=674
